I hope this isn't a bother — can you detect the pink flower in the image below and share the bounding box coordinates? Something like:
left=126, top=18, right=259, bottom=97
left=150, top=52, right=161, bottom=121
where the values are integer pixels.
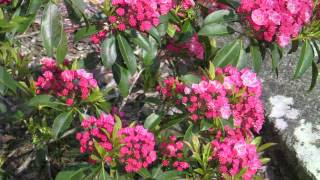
left=119, top=125, right=156, bottom=172
left=240, top=69, right=259, bottom=88
left=251, top=9, right=267, bottom=26
left=66, top=98, right=74, bottom=106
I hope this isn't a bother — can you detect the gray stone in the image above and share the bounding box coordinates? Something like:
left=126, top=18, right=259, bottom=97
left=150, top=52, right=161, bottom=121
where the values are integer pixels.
left=259, top=50, right=320, bottom=180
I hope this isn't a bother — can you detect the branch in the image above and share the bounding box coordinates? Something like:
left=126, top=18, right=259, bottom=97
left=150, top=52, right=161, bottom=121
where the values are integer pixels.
left=119, top=68, right=144, bottom=111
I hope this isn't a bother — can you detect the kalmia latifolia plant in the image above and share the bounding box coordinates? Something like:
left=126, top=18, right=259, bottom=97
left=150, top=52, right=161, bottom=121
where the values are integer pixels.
left=0, top=0, right=318, bottom=180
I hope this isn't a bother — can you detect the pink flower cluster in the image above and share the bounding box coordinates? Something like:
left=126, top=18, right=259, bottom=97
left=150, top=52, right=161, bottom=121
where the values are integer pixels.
left=167, top=34, right=205, bottom=60
left=0, top=0, right=11, bottom=4
left=211, top=127, right=262, bottom=180
left=160, top=135, right=189, bottom=171
left=118, top=125, right=157, bottom=172
left=91, top=30, right=107, bottom=44
left=76, top=114, right=115, bottom=155
left=76, top=114, right=157, bottom=172
left=108, top=0, right=173, bottom=32
left=157, top=65, right=264, bottom=134
left=238, top=0, right=313, bottom=47
left=35, top=57, right=98, bottom=106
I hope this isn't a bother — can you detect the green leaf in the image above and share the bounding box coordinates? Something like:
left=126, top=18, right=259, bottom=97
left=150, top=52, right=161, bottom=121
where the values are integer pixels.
left=251, top=136, right=262, bottom=147
left=65, top=0, right=88, bottom=25
left=130, top=30, right=151, bottom=51
left=288, top=40, right=299, bottom=54
left=0, top=66, right=18, bottom=92
left=271, top=43, right=282, bottom=76
left=41, top=2, right=64, bottom=57
left=101, top=35, right=117, bottom=69
left=138, top=168, right=152, bottom=179
left=160, top=115, right=185, bottom=131
left=250, top=44, right=262, bottom=73
left=56, top=30, right=68, bottom=64
left=93, top=139, right=106, bottom=158
left=167, top=23, right=176, bottom=38
left=234, top=48, right=247, bottom=69
left=149, top=27, right=161, bottom=44
left=203, top=10, right=238, bottom=26
left=116, top=34, right=137, bottom=74
left=112, top=115, right=122, bottom=142
left=260, top=158, right=271, bottom=165
left=27, top=95, right=60, bottom=109
left=52, top=111, right=73, bottom=139
left=26, top=0, right=43, bottom=15
left=183, top=123, right=193, bottom=141
left=0, top=103, right=7, bottom=113
left=213, top=39, right=241, bottom=67
left=234, top=167, right=247, bottom=180
left=180, top=74, right=201, bottom=86
left=112, top=64, right=131, bottom=97
left=308, top=61, right=318, bottom=91
left=257, top=143, right=277, bottom=152
left=198, top=24, right=234, bottom=36
left=144, top=113, right=161, bottom=130
left=55, top=164, right=90, bottom=180
left=74, top=25, right=97, bottom=42
left=294, top=40, right=314, bottom=79
left=155, top=170, right=185, bottom=180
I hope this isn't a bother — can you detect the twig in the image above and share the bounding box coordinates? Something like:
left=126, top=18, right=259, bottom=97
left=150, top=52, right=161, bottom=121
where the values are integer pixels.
left=48, top=128, right=77, bottom=144
left=15, top=31, right=40, bottom=39
left=16, top=150, right=35, bottom=175
left=119, top=69, right=144, bottom=111
left=45, top=146, right=53, bottom=180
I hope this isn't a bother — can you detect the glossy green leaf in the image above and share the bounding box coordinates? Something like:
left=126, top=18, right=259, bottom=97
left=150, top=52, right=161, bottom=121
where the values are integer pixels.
left=260, top=158, right=271, bottom=165
left=294, top=40, right=314, bottom=79
left=257, top=143, right=277, bottom=152
left=138, top=168, right=152, bottom=179
left=40, top=2, right=63, bottom=57
left=250, top=44, right=262, bottom=73
left=112, top=64, right=131, bottom=97
left=271, top=43, right=282, bottom=76
left=26, top=0, right=43, bottom=15
left=27, top=95, right=60, bottom=109
left=308, top=61, right=318, bottom=91
left=213, top=39, right=242, bottom=67
left=198, top=24, right=234, bottom=36
left=149, top=27, right=161, bottom=44
left=0, top=66, right=18, bottom=92
left=180, top=74, right=201, bottom=86
left=160, top=115, right=185, bottom=131
left=55, top=164, right=90, bottom=180
left=56, top=30, right=68, bottom=64
left=74, top=25, right=97, bottom=42
left=234, top=48, right=247, bottom=69
left=130, top=30, right=151, bottom=51
left=203, top=10, right=238, bottom=26
left=116, top=34, right=137, bottom=74
left=101, top=35, right=117, bottom=69
left=155, top=170, right=185, bottom=180
left=52, top=111, right=73, bottom=139
left=144, top=113, right=161, bottom=130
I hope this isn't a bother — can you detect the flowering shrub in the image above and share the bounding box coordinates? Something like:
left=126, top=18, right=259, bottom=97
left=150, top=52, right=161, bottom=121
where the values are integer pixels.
left=211, top=127, right=262, bottom=180
left=158, top=65, right=264, bottom=136
left=159, top=135, right=189, bottom=171
left=1, top=0, right=319, bottom=179
left=35, top=57, right=98, bottom=106
left=76, top=113, right=157, bottom=175
left=238, top=0, right=313, bottom=47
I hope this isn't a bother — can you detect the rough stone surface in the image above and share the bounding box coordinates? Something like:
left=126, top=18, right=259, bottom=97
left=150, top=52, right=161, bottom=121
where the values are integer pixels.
left=259, top=51, right=320, bottom=180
